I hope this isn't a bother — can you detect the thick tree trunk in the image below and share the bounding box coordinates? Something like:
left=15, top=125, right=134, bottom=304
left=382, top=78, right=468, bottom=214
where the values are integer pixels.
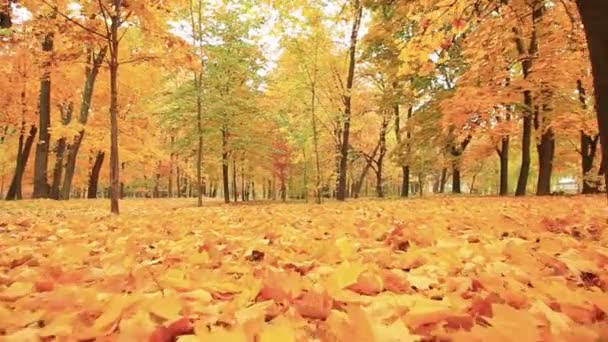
left=0, top=0, right=12, bottom=28
left=536, top=129, right=555, bottom=195
left=6, top=125, right=37, bottom=200
left=49, top=138, right=66, bottom=200
left=87, top=151, right=104, bottom=199
left=577, top=80, right=600, bottom=193
left=33, top=33, right=54, bottom=199
left=452, top=161, right=461, bottom=194
left=577, top=0, right=608, bottom=194
left=50, top=104, right=73, bottom=200
left=439, top=168, right=447, bottom=193
left=581, top=133, right=600, bottom=194
left=337, top=1, right=362, bottom=201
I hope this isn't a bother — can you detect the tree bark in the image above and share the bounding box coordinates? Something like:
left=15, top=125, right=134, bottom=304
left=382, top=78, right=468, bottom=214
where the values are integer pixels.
left=536, top=128, right=555, bottom=195
left=577, top=0, right=608, bottom=194
left=6, top=125, right=37, bottom=200
left=576, top=80, right=601, bottom=194
left=0, top=0, right=12, bottom=28
left=515, top=91, right=533, bottom=196
left=87, top=151, right=104, bottom=199
left=62, top=47, right=107, bottom=200
left=108, top=1, right=121, bottom=214
left=336, top=0, right=362, bottom=201
left=222, top=129, right=230, bottom=203
left=50, top=103, right=73, bottom=200
left=514, top=3, right=542, bottom=196
left=195, top=73, right=203, bottom=207
left=375, top=115, right=388, bottom=198
left=439, top=168, right=447, bottom=193
left=497, top=136, right=509, bottom=196
left=232, top=159, right=237, bottom=202
left=452, top=161, right=462, bottom=194
left=33, top=32, right=54, bottom=199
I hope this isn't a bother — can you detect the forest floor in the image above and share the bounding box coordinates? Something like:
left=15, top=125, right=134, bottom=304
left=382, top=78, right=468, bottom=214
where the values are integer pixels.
left=1, top=196, right=607, bottom=341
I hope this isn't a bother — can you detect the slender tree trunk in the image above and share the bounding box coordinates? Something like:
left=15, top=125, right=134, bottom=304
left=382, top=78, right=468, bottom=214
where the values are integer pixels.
left=61, top=47, right=106, bottom=200
left=498, top=136, right=509, bottom=196
left=176, top=163, right=181, bottom=198
left=108, top=3, right=121, bottom=214
left=194, top=73, right=203, bottom=207
left=87, top=151, right=104, bottom=199
left=33, top=32, right=54, bottom=199
left=376, top=115, right=388, bottom=198
left=241, top=162, right=246, bottom=202
left=514, top=3, right=542, bottom=196
left=232, top=159, right=237, bottom=202
left=6, top=125, right=37, bottom=200
left=221, top=130, right=230, bottom=203
left=169, top=136, right=174, bottom=197
left=577, top=0, right=608, bottom=194
left=337, top=0, right=362, bottom=201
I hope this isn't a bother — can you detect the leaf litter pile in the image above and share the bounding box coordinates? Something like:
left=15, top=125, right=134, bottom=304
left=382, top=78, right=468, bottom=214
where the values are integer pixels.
left=1, top=197, right=608, bottom=341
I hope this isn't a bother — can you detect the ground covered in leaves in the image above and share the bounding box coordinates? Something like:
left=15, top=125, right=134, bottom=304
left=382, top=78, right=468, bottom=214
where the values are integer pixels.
left=1, top=196, right=608, bottom=341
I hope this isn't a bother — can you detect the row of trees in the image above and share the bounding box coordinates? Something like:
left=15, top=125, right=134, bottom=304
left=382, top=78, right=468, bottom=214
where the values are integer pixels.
left=1, top=0, right=608, bottom=213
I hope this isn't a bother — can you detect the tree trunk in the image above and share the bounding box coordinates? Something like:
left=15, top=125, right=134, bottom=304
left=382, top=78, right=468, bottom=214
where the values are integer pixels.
left=6, top=125, right=37, bottom=200
left=336, top=0, right=362, bottom=201
left=439, top=168, right=447, bottom=193
left=33, top=32, right=54, bottom=199
left=0, top=0, right=12, bottom=28
left=515, top=91, right=533, bottom=196
left=497, top=136, right=509, bottom=196
left=577, top=0, right=608, bottom=194
left=169, top=136, right=174, bottom=197
left=50, top=103, right=73, bottom=200
left=176, top=164, right=181, bottom=198
left=221, top=128, right=230, bottom=203
left=514, top=3, right=542, bottom=196
left=376, top=115, right=388, bottom=198
left=50, top=137, right=67, bottom=200
left=107, top=2, right=121, bottom=214
left=61, top=47, right=107, bottom=200
left=452, top=161, right=461, bottom=194
left=232, top=159, right=237, bottom=202
left=195, top=73, right=203, bottom=207
left=536, top=128, right=555, bottom=195
left=87, top=151, right=104, bottom=199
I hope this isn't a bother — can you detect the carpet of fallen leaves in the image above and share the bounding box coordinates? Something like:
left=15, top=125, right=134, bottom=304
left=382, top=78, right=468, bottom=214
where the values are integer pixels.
left=1, top=196, right=608, bottom=341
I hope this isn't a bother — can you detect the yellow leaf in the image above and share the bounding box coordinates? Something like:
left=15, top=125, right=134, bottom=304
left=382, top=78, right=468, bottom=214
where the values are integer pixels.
left=259, top=323, right=295, bottom=342
left=93, top=296, right=135, bottom=332
left=326, top=262, right=366, bottom=295
left=0, top=282, right=33, bottom=300
left=148, top=295, right=184, bottom=321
